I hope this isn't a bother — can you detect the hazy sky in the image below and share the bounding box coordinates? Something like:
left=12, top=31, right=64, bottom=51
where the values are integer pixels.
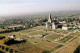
left=0, top=0, right=80, bottom=16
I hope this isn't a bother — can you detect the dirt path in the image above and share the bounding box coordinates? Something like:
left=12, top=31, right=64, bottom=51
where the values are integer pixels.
left=53, top=42, right=66, bottom=45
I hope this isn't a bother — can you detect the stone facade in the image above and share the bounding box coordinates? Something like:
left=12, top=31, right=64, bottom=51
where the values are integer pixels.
left=46, top=14, right=58, bottom=29
left=52, top=22, right=57, bottom=29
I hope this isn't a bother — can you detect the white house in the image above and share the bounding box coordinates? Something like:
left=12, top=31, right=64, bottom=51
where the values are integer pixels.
left=62, top=24, right=69, bottom=30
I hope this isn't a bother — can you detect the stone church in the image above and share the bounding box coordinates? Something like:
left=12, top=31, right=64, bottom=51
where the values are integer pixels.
left=46, top=14, right=59, bottom=29
left=46, top=14, right=69, bottom=30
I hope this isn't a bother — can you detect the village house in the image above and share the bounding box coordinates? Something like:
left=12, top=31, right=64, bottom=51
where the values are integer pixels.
left=62, top=24, right=69, bottom=30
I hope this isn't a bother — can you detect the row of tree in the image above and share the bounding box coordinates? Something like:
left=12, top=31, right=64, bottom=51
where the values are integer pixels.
left=0, top=27, right=26, bottom=34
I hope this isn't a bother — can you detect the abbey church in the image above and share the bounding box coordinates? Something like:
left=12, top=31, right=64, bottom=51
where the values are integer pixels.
left=46, top=14, right=59, bottom=29
left=46, top=14, right=69, bottom=30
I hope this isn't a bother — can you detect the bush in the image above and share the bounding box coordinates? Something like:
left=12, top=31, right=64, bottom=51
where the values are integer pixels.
left=42, top=51, right=51, bottom=53
left=57, top=45, right=63, bottom=48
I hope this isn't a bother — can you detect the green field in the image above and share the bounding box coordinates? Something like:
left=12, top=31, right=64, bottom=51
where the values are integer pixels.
left=19, top=26, right=45, bottom=36
left=45, top=33, right=63, bottom=41
left=26, top=30, right=44, bottom=36
left=20, top=29, right=36, bottom=33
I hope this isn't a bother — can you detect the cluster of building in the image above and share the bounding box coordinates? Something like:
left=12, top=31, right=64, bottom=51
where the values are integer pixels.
left=46, top=14, right=69, bottom=30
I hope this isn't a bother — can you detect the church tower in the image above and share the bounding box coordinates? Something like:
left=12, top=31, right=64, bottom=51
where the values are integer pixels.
left=48, top=14, right=52, bottom=23
left=45, top=13, right=59, bottom=29
left=46, top=14, right=52, bottom=29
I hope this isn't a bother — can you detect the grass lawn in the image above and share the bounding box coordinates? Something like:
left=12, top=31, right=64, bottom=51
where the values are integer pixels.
left=27, top=37, right=42, bottom=43
left=33, top=26, right=45, bottom=30
left=20, top=29, right=36, bottom=33
left=9, top=43, right=44, bottom=53
left=32, top=43, right=52, bottom=51
left=26, top=30, right=44, bottom=36
left=32, top=41, right=61, bottom=52
left=39, top=41, right=60, bottom=49
left=45, top=33, right=63, bottom=41
left=19, top=26, right=45, bottom=36
left=32, top=41, right=63, bottom=52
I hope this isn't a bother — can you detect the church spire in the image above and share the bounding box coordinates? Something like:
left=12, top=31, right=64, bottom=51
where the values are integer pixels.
left=48, top=14, right=52, bottom=23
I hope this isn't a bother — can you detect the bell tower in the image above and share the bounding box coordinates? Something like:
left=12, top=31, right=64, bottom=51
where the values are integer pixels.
left=48, top=14, right=52, bottom=23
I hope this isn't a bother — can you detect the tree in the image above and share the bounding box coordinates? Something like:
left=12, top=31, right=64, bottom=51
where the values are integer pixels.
left=42, top=18, right=48, bottom=22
